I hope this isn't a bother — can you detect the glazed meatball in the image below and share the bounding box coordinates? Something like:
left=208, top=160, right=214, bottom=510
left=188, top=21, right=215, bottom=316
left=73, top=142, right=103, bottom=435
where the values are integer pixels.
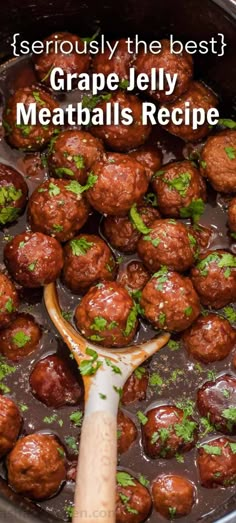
left=0, top=313, right=42, bottom=362
left=4, top=232, right=64, bottom=288
left=137, top=220, right=198, bottom=273
left=117, top=410, right=137, bottom=454
left=62, top=234, right=116, bottom=293
left=47, top=129, right=104, bottom=183
left=3, top=87, right=58, bottom=150
left=34, top=32, right=90, bottom=86
left=74, top=281, right=138, bottom=347
left=87, top=153, right=148, bottom=216
left=200, top=130, right=236, bottom=193
left=116, top=473, right=152, bottom=523
left=0, top=163, right=28, bottom=226
left=117, top=261, right=150, bottom=294
left=0, top=396, right=21, bottom=458
left=122, top=367, right=149, bottom=405
left=7, top=433, right=66, bottom=499
left=128, top=144, right=163, bottom=181
left=103, top=204, right=160, bottom=252
left=90, top=91, right=151, bottom=151
left=92, top=39, right=132, bottom=80
left=197, top=437, right=236, bottom=488
left=30, top=354, right=82, bottom=408
left=141, top=269, right=200, bottom=332
left=0, top=273, right=19, bottom=328
left=197, top=375, right=236, bottom=434
left=152, top=160, right=206, bottom=217
left=228, top=198, right=236, bottom=233
left=183, top=314, right=236, bottom=363
left=191, top=250, right=236, bottom=309
left=141, top=405, right=198, bottom=459
left=162, top=81, right=218, bottom=142
left=28, top=179, right=90, bottom=242
left=134, top=39, right=193, bottom=103
left=152, top=474, right=195, bottom=519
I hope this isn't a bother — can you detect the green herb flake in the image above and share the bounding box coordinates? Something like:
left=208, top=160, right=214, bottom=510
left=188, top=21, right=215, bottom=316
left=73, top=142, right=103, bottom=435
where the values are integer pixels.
left=180, top=198, right=205, bottom=224
left=91, top=316, right=107, bottom=332
left=16, top=124, right=32, bottom=136
left=55, top=167, right=75, bottom=177
left=149, top=373, right=163, bottom=388
left=169, top=507, right=177, bottom=519
left=119, top=79, right=129, bottom=90
left=200, top=417, right=214, bottom=436
left=123, top=305, right=137, bottom=337
left=73, top=155, right=85, bottom=169
left=158, top=311, right=166, bottom=327
left=105, top=358, right=122, bottom=375
left=134, top=367, right=146, bottom=380
left=202, top=444, right=222, bottom=455
left=65, top=436, right=78, bottom=454
left=218, top=119, right=236, bottom=129
left=137, top=410, right=148, bottom=426
left=116, top=472, right=136, bottom=487
left=66, top=172, right=97, bottom=195
left=12, top=331, right=31, bottom=348
left=143, top=234, right=160, bottom=247
left=82, top=93, right=112, bottom=110
left=223, top=306, right=236, bottom=323
left=175, top=453, right=184, bottom=463
left=167, top=340, right=180, bottom=351
left=52, top=224, right=63, bottom=232
left=222, top=407, right=236, bottom=422
left=139, top=475, right=150, bottom=487
left=153, top=265, right=168, bottom=291
left=19, top=402, right=28, bottom=412
left=129, top=204, right=151, bottom=235
left=5, top=298, right=14, bottom=313
left=174, top=418, right=197, bottom=443
left=32, top=91, right=45, bottom=106
left=69, top=410, right=83, bottom=427
left=225, top=146, right=236, bottom=160
left=184, top=306, right=193, bottom=317
left=164, top=172, right=191, bottom=197
left=229, top=443, right=236, bottom=454
left=70, top=237, right=94, bottom=256
left=79, top=347, right=102, bottom=376
left=28, top=261, right=37, bottom=272
left=99, top=393, right=107, bottom=400
left=113, top=386, right=123, bottom=398
left=64, top=504, right=74, bottom=519
left=48, top=182, right=61, bottom=197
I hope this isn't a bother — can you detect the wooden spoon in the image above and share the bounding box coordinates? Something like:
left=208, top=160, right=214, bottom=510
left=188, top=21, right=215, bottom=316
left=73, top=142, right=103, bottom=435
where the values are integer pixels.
left=44, top=282, right=170, bottom=523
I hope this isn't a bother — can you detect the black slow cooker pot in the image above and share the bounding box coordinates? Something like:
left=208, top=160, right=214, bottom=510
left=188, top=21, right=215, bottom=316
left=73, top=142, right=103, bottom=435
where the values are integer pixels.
left=0, top=0, right=235, bottom=521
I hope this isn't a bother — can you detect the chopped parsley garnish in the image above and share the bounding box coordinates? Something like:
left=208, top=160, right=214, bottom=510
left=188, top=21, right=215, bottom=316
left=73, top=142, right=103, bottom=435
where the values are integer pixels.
left=184, top=306, right=193, bottom=317
left=57, top=447, right=65, bottom=458
left=55, top=167, right=75, bottom=177
left=66, top=172, right=97, bottom=194
left=116, top=472, right=136, bottom=487
left=229, top=443, right=236, bottom=454
left=149, top=373, right=163, bottom=387
left=176, top=399, right=195, bottom=417
left=202, top=444, right=222, bottom=455
left=180, top=198, right=205, bottom=223
left=48, top=182, right=60, bottom=197
left=52, top=224, right=63, bottom=232
left=0, top=186, right=22, bottom=205
left=129, top=204, right=151, bottom=235
left=164, top=172, right=191, bottom=197
left=218, top=118, right=236, bottom=129
left=134, top=367, right=146, bottom=380
left=158, top=311, right=166, bottom=327
left=70, top=237, right=94, bottom=256
left=0, top=358, right=16, bottom=388
left=167, top=340, right=180, bottom=351
left=139, top=475, right=149, bottom=487
left=99, top=393, right=107, bottom=400
left=200, top=160, right=207, bottom=169
left=0, top=207, right=19, bottom=225
left=223, top=306, right=236, bottom=323
left=207, top=369, right=217, bottom=381
left=65, top=436, right=78, bottom=454
left=174, top=418, right=197, bottom=443
left=73, top=155, right=85, bottom=169
left=113, top=386, right=123, bottom=398
left=200, top=417, right=214, bottom=436
left=32, top=91, right=45, bottom=106
left=169, top=507, right=177, bottom=519
left=62, top=310, right=73, bottom=321
left=28, top=261, right=37, bottom=272
left=16, top=124, right=32, bottom=136
left=137, top=411, right=148, bottom=425
left=79, top=347, right=102, bottom=376
left=91, top=316, right=107, bottom=331
left=143, top=234, right=160, bottom=247
left=69, top=410, right=83, bottom=427
left=169, top=369, right=184, bottom=383
left=105, top=358, right=122, bottom=375
left=12, top=331, right=31, bottom=348
left=222, top=407, right=236, bottom=422
left=5, top=298, right=14, bottom=313
left=119, top=79, right=129, bottom=90
left=153, top=265, right=168, bottom=290
left=123, top=305, right=137, bottom=337
left=197, top=252, right=236, bottom=277
left=64, top=505, right=74, bottom=519
left=175, top=453, right=184, bottom=463
left=82, top=93, right=112, bottom=110
left=225, top=146, right=236, bottom=160
left=19, top=402, right=28, bottom=412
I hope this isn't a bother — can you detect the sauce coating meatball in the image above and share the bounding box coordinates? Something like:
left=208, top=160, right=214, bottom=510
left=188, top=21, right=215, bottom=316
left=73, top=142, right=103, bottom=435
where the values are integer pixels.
left=7, top=433, right=66, bottom=499
left=161, top=81, right=218, bottom=142
left=0, top=163, right=28, bottom=226
left=117, top=410, right=137, bottom=454
left=197, top=375, right=236, bottom=434
left=47, top=129, right=104, bottom=183
left=30, top=354, right=82, bottom=408
left=103, top=204, right=160, bottom=252
left=141, top=269, right=200, bottom=332
left=116, top=473, right=152, bottom=523
left=228, top=198, right=236, bottom=233
left=141, top=405, right=198, bottom=459
left=197, top=437, right=236, bottom=488
left=183, top=314, right=236, bottom=363
left=34, top=32, right=90, bottom=86
left=152, top=474, right=195, bottom=519
left=0, top=313, right=42, bottom=361
left=86, top=153, right=148, bottom=216
left=200, top=130, right=236, bottom=193
left=4, top=232, right=64, bottom=288
left=90, top=91, right=151, bottom=151
left=137, top=220, right=198, bottom=273
left=0, top=273, right=19, bottom=328
left=122, top=367, right=149, bottom=405
left=62, top=234, right=116, bottom=293
left=152, top=160, right=206, bottom=217
left=0, top=396, right=21, bottom=458
left=191, top=250, right=236, bottom=309
left=28, top=179, right=90, bottom=242
left=128, top=144, right=163, bottom=181
left=134, top=39, right=193, bottom=103
left=3, top=87, right=58, bottom=150
left=117, top=261, right=150, bottom=294
left=92, top=39, right=132, bottom=80
left=74, top=281, right=138, bottom=347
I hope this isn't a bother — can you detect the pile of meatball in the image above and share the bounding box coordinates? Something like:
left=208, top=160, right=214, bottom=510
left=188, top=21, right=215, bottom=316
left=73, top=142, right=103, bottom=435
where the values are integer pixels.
left=0, top=31, right=236, bottom=522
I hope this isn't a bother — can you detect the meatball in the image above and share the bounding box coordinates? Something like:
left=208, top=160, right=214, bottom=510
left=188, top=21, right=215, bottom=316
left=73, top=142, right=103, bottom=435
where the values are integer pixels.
left=0, top=163, right=28, bottom=226
left=62, top=234, right=116, bottom=293
left=116, top=473, right=152, bottom=523
left=0, top=313, right=42, bottom=362
left=0, top=273, right=19, bottom=328
left=134, top=39, right=193, bottom=103
left=152, top=160, right=206, bottom=218
left=152, top=474, right=195, bottom=519
left=128, top=144, right=163, bottom=181
left=90, top=91, right=151, bottom=151
left=122, top=367, right=149, bottom=405
left=117, top=261, right=150, bottom=294
left=0, top=396, right=21, bottom=458
left=34, top=32, right=90, bottom=86
left=162, top=81, right=218, bottom=142
left=7, top=433, right=66, bottom=499
left=4, top=232, right=64, bottom=288
left=228, top=198, right=236, bottom=233
left=47, top=129, right=104, bottom=183
left=197, top=437, right=236, bottom=488
left=200, top=131, right=236, bottom=193
left=117, top=410, right=137, bottom=454
left=87, top=153, right=148, bottom=216
left=103, top=204, right=160, bottom=252
left=137, top=220, right=198, bottom=273
left=191, top=250, right=236, bottom=309
left=141, top=269, right=200, bottom=332
left=183, top=314, right=236, bottom=363
left=74, top=281, right=138, bottom=347
left=92, top=39, right=132, bottom=80
left=28, top=179, right=90, bottom=242
left=30, top=354, right=82, bottom=408
left=3, top=87, right=58, bottom=150
left=197, top=375, right=236, bottom=434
